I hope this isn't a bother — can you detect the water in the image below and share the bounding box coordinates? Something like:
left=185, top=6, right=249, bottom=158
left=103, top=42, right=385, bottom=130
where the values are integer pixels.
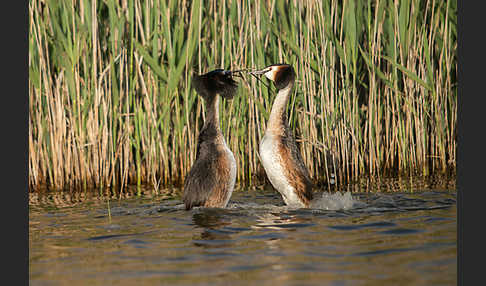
left=29, top=178, right=456, bottom=286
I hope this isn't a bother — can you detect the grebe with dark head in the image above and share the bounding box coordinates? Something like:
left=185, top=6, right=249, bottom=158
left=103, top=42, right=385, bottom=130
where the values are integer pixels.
left=250, top=64, right=314, bottom=208
left=182, top=69, right=239, bottom=210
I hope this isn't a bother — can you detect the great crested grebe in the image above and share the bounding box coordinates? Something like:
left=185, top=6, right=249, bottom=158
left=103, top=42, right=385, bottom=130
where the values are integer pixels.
left=183, top=69, right=239, bottom=210
left=250, top=63, right=314, bottom=208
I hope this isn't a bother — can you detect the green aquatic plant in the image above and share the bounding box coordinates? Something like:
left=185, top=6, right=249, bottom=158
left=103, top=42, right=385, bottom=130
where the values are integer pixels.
left=29, top=0, right=456, bottom=192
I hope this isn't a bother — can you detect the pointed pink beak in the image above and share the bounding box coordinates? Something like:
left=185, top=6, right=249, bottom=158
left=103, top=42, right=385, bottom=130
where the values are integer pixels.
left=249, top=68, right=269, bottom=76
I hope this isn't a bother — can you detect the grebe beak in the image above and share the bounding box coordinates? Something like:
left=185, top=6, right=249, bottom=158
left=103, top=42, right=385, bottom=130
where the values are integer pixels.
left=230, top=69, right=247, bottom=78
left=249, top=68, right=269, bottom=76
left=249, top=68, right=273, bottom=89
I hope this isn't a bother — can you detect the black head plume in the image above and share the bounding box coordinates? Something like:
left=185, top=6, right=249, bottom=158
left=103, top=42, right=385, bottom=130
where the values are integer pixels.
left=192, top=69, right=238, bottom=100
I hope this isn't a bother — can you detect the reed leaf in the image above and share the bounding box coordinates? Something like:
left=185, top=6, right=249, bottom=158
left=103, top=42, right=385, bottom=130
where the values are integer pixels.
left=28, top=0, right=457, bottom=192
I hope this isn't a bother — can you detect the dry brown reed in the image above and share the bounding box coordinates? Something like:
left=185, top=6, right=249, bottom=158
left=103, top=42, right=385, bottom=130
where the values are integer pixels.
left=29, top=0, right=457, bottom=192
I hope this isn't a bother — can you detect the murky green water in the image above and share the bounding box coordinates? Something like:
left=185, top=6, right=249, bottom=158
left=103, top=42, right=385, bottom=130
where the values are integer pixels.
left=29, top=179, right=456, bottom=286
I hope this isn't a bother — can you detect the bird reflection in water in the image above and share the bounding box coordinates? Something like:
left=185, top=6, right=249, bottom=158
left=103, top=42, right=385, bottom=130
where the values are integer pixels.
left=191, top=208, right=234, bottom=248
left=253, top=211, right=313, bottom=231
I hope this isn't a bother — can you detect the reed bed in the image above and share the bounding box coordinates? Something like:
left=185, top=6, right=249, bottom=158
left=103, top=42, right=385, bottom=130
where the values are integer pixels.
left=29, top=0, right=457, bottom=192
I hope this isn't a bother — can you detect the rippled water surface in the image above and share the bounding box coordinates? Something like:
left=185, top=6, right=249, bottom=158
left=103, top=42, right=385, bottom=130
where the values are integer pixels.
left=29, top=178, right=456, bottom=286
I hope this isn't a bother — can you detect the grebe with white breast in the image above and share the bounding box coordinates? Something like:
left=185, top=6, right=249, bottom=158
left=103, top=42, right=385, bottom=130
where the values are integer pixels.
left=250, top=64, right=316, bottom=208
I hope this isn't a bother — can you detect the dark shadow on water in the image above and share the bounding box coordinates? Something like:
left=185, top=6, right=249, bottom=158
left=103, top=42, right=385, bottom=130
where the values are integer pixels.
left=86, top=230, right=157, bottom=242
left=191, top=208, right=235, bottom=248
left=192, top=208, right=231, bottom=228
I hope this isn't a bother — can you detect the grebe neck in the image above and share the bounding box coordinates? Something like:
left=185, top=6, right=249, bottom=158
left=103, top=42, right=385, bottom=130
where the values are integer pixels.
left=204, top=95, right=221, bottom=131
left=267, top=81, right=294, bottom=133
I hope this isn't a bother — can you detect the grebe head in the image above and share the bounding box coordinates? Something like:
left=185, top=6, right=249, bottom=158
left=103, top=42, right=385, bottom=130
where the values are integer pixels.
left=192, top=69, right=239, bottom=101
left=250, top=64, right=295, bottom=90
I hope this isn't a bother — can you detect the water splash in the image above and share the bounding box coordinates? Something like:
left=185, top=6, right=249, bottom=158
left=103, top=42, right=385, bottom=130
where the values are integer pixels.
left=227, top=191, right=365, bottom=211
left=309, top=191, right=364, bottom=210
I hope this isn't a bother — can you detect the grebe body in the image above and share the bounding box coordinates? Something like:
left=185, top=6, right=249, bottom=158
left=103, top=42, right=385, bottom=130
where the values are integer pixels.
left=259, top=132, right=309, bottom=208
left=183, top=69, right=238, bottom=210
left=251, top=64, right=314, bottom=207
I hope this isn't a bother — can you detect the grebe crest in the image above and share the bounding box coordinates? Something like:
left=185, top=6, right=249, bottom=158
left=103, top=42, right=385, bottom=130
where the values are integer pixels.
left=251, top=63, right=314, bottom=208
left=183, top=69, right=239, bottom=210
left=192, top=69, right=238, bottom=100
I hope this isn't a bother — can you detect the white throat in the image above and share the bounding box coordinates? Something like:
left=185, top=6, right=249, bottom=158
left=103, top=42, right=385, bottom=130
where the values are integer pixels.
left=267, top=83, right=293, bottom=132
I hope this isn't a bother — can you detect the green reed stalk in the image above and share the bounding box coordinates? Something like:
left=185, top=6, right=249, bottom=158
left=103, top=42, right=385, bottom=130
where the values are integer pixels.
left=29, top=0, right=456, bottom=192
